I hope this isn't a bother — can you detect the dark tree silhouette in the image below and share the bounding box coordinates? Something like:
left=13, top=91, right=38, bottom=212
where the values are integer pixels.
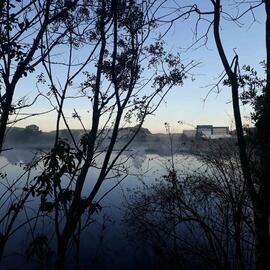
left=0, top=1, right=192, bottom=268
left=125, top=140, right=254, bottom=270
left=0, top=0, right=80, bottom=153
left=159, top=1, right=270, bottom=269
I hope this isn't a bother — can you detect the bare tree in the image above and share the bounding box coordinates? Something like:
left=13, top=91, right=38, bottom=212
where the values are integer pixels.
left=156, top=1, right=270, bottom=269
left=210, top=2, right=270, bottom=269
left=125, top=139, right=254, bottom=270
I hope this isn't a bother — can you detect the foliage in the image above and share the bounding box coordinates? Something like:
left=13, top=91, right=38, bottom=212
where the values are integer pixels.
left=0, top=1, right=192, bottom=268
left=125, top=141, right=254, bottom=270
left=223, top=63, right=266, bottom=123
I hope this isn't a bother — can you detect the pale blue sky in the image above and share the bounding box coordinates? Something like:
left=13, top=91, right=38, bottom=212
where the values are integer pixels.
left=12, top=0, right=266, bottom=133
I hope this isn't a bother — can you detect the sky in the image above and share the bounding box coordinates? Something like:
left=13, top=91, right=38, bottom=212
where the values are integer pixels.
left=11, top=0, right=266, bottom=134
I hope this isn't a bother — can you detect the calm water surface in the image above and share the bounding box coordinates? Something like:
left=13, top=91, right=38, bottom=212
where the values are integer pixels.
left=0, top=149, right=200, bottom=270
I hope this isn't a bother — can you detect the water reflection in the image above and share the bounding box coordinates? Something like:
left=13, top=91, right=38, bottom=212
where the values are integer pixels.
left=1, top=148, right=42, bottom=165
left=0, top=148, right=198, bottom=270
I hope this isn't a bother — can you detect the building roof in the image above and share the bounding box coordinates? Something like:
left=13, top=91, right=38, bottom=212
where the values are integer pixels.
left=197, top=125, right=213, bottom=128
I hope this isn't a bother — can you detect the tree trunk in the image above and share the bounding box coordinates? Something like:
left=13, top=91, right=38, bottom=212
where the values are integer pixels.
left=253, top=2, right=270, bottom=269
left=0, top=86, right=14, bottom=153
left=54, top=210, right=81, bottom=270
left=253, top=204, right=269, bottom=270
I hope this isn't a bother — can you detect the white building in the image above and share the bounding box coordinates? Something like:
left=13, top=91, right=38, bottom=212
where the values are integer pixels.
left=196, top=125, right=230, bottom=139
left=212, top=126, right=229, bottom=136
left=196, top=125, right=213, bottom=138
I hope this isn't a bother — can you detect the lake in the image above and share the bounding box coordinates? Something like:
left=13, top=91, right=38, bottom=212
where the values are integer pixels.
left=0, top=148, right=200, bottom=270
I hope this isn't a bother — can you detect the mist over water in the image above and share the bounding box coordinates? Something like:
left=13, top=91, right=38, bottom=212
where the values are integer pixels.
left=0, top=148, right=199, bottom=270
